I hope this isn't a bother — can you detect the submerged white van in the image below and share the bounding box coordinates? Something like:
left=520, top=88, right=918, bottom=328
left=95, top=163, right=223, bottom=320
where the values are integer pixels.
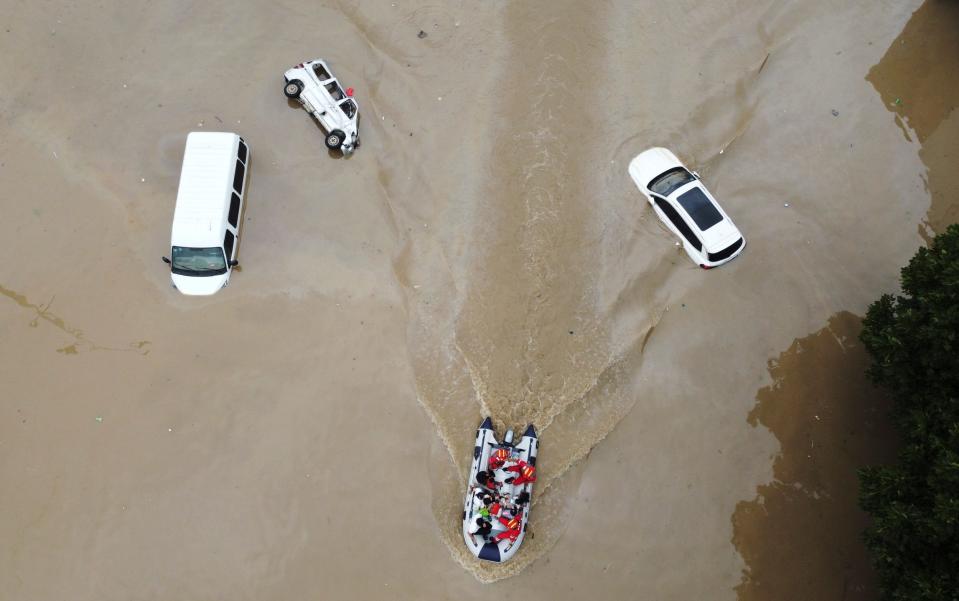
left=162, top=132, right=250, bottom=295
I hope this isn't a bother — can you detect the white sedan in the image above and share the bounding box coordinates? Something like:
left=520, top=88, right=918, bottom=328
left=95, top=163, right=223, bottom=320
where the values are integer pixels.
left=628, top=148, right=745, bottom=269
left=283, top=59, right=360, bottom=155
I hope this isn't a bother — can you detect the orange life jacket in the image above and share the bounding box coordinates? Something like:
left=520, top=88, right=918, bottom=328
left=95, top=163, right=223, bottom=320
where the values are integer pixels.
left=507, top=516, right=520, bottom=530
left=521, top=464, right=535, bottom=479
left=490, top=448, right=509, bottom=469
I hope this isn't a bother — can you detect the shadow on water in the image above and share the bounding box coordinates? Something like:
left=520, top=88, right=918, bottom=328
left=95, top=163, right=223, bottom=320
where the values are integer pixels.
left=731, top=312, right=897, bottom=601
left=867, top=0, right=959, bottom=236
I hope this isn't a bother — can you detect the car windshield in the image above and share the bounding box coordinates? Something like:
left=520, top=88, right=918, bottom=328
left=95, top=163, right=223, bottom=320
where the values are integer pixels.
left=648, top=167, right=695, bottom=196
left=171, top=246, right=226, bottom=276
left=708, top=237, right=744, bottom=262
left=676, top=187, right=724, bottom=231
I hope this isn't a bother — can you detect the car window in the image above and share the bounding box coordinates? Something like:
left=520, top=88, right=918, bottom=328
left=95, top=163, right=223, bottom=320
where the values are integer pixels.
left=708, top=238, right=744, bottom=262
left=237, top=139, right=248, bottom=164
left=339, top=99, right=357, bottom=118
left=654, top=197, right=702, bottom=251
left=228, top=192, right=241, bottom=228
left=648, top=167, right=695, bottom=196
left=224, top=231, right=235, bottom=261
left=676, top=187, right=724, bottom=231
left=325, top=81, right=345, bottom=101
left=312, top=63, right=332, bottom=81
left=233, top=159, right=245, bottom=194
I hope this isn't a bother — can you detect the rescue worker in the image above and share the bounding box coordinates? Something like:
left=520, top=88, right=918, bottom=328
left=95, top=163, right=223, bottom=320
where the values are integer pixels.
left=494, top=514, right=522, bottom=543
left=503, top=459, right=537, bottom=486
left=487, top=496, right=506, bottom=519
left=488, top=447, right=511, bottom=470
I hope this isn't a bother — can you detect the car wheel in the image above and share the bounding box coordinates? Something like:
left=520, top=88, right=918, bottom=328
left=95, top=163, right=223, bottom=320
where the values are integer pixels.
left=284, top=80, right=303, bottom=99
left=325, top=129, right=345, bottom=149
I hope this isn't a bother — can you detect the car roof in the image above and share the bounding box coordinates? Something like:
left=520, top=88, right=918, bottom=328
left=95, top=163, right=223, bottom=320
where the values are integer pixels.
left=668, top=182, right=741, bottom=250
left=171, top=132, right=238, bottom=248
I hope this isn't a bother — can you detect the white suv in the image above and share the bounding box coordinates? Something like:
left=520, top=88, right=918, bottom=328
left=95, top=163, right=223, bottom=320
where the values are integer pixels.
left=629, top=148, right=745, bottom=269
left=283, top=59, right=360, bottom=155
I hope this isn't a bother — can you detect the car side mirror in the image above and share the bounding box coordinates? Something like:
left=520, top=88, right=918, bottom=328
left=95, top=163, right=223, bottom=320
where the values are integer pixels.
left=229, top=259, right=239, bottom=267
left=162, top=256, right=171, bottom=264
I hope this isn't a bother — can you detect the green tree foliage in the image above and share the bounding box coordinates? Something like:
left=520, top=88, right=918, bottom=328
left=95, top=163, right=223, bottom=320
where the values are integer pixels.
left=859, top=224, right=959, bottom=601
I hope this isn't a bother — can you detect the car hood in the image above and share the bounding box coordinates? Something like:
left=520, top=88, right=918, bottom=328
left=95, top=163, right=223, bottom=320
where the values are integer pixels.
left=628, top=147, right=683, bottom=191
left=171, top=272, right=228, bottom=296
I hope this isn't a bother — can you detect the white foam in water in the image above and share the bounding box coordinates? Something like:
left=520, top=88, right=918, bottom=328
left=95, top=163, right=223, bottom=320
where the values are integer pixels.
left=376, top=1, right=665, bottom=581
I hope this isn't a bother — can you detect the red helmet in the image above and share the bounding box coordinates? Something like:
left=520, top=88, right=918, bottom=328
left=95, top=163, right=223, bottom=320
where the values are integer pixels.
left=490, top=448, right=509, bottom=468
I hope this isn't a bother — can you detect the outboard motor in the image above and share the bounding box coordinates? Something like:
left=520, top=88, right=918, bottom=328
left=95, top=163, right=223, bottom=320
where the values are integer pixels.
left=504, top=429, right=514, bottom=446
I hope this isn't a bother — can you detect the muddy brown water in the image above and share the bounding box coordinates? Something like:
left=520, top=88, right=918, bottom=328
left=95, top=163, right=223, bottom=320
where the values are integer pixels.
left=867, top=0, right=959, bottom=237
left=0, top=0, right=953, bottom=598
left=732, top=312, right=897, bottom=601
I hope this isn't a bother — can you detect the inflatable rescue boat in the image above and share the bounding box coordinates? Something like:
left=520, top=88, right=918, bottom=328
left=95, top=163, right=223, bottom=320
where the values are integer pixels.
left=461, top=417, right=538, bottom=563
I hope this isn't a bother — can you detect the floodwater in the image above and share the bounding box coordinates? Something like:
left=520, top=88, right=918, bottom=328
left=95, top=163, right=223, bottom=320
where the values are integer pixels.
left=0, top=0, right=953, bottom=598
left=867, top=0, right=959, bottom=237
left=732, top=312, right=897, bottom=601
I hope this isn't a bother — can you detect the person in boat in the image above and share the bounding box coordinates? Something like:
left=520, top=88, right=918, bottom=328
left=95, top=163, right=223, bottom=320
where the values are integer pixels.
left=476, top=470, right=499, bottom=490
left=502, top=458, right=537, bottom=486
left=486, top=494, right=509, bottom=520
left=493, top=513, right=522, bottom=543
left=507, top=499, right=528, bottom=520
left=490, top=449, right=518, bottom=487
left=488, top=447, right=511, bottom=470
left=472, top=490, right=493, bottom=505
left=498, top=491, right=528, bottom=518
left=472, top=490, right=492, bottom=512
left=470, top=516, right=493, bottom=540
left=476, top=492, right=499, bottom=520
